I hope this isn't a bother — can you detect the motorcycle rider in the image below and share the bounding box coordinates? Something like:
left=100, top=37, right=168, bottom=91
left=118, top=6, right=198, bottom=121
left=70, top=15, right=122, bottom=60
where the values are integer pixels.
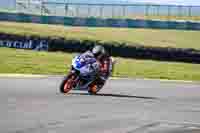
left=79, top=45, right=114, bottom=94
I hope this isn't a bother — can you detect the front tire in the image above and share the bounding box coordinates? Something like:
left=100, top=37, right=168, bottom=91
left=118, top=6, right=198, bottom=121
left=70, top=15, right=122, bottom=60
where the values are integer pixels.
left=60, top=74, right=77, bottom=94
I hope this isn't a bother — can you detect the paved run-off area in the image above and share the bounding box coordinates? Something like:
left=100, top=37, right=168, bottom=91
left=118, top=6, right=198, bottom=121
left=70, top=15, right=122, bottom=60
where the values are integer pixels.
left=1, top=76, right=200, bottom=133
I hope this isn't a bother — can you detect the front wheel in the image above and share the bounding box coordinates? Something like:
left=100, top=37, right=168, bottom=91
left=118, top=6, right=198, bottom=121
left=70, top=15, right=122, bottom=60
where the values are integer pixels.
left=60, top=73, right=77, bottom=94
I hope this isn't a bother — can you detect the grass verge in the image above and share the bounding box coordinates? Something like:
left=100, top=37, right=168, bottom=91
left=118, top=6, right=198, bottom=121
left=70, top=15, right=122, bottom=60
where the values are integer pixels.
left=0, top=21, right=200, bottom=50
left=1, top=48, right=200, bottom=81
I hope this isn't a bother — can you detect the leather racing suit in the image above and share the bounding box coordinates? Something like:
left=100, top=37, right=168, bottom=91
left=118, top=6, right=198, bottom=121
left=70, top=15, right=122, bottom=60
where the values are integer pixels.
left=78, top=50, right=113, bottom=94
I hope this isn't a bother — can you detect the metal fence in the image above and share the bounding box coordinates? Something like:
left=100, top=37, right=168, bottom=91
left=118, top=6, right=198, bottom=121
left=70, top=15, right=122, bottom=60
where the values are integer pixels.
left=14, top=1, right=200, bottom=21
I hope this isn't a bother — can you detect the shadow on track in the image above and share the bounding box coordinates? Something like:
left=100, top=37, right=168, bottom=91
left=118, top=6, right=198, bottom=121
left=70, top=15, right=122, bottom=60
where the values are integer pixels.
left=68, top=92, right=157, bottom=100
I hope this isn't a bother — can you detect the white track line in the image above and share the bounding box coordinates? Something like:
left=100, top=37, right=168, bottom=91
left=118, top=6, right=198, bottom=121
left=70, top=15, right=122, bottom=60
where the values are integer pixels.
left=158, top=120, right=200, bottom=127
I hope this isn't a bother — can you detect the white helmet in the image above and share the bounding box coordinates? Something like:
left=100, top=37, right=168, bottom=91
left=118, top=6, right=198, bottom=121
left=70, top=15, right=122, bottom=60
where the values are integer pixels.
left=92, top=45, right=106, bottom=58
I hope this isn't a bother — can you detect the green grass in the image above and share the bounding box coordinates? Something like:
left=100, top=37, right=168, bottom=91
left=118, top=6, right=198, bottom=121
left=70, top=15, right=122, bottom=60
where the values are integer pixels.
left=115, top=15, right=200, bottom=22
left=1, top=48, right=200, bottom=81
left=0, top=9, right=17, bottom=13
left=0, top=21, right=200, bottom=50
left=139, top=15, right=200, bottom=22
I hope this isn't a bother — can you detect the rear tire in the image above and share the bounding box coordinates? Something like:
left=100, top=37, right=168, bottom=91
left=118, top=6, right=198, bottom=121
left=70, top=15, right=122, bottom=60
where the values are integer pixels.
left=88, top=80, right=104, bottom=95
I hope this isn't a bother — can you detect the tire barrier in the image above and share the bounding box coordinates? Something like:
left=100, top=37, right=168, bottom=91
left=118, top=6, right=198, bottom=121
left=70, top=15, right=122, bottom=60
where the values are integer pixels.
left=1, top=33, right=200, bottom=64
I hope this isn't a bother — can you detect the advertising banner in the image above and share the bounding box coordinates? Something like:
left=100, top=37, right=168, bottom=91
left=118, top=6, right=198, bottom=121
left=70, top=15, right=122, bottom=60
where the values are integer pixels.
left=0, top=39, right=48, bottom=51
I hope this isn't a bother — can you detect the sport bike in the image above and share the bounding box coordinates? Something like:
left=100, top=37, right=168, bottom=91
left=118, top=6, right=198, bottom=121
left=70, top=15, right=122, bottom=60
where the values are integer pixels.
left=60, top=55, right=115, bottom=94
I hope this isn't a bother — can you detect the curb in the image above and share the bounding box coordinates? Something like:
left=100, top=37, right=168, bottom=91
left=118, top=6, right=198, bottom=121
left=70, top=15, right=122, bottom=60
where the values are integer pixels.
left=111, top=77, right=200, bottom=84
left=0, top=74, right=48, bottom=78
left=0, top=74, right=199, bottom=84
left=136, top=78, right=196, bottom=83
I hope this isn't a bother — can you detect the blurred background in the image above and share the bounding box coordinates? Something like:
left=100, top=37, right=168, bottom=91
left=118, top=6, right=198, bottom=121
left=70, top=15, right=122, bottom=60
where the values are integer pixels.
left=1, top=0, right=200, bottom=21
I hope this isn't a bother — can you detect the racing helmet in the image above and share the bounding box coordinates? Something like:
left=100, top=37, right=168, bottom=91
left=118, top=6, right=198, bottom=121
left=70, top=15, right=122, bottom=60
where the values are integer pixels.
left=92, top=45, right=106, bottom=58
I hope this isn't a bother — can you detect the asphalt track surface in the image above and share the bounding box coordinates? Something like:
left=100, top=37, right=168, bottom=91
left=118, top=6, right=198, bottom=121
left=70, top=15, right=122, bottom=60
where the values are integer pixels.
left=1, top=76, right=200, bottom=133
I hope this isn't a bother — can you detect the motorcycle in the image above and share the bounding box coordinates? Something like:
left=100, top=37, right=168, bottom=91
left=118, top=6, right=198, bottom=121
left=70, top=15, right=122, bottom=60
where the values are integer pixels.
left=60, top=54, right=115, bottom=94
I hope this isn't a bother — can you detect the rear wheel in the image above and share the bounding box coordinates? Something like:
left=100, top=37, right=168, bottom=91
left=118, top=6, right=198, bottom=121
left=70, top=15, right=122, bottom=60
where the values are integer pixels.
left=88, top=80, right=104, bottom=95
left=60, top=74, right=77, bottom=94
